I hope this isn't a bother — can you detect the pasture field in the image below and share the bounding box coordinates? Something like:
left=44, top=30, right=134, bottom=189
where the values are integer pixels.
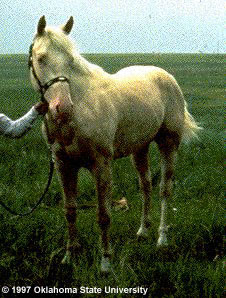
left=0, top=53, right=224, bottom=297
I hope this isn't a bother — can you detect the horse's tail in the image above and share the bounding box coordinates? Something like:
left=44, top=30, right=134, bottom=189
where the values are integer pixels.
left=182, top=103, right=202, bottom=143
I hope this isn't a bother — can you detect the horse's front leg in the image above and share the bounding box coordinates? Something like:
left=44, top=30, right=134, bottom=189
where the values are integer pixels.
left=91, top=155, right=112, bottom=273
left=55, top=156, right=80, bottom=264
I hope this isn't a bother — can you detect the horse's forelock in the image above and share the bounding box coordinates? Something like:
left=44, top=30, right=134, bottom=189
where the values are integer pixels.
left=46, top=27, right=75, bottom=57
left=33, top=25, right=74, bottom=59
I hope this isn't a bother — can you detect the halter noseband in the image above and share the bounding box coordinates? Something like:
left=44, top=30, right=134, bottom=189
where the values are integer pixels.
left=28, top=43, right=69, bottom=102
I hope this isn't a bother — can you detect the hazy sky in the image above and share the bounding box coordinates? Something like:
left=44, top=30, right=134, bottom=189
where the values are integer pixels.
left=0, top=0, right=224, bottom=54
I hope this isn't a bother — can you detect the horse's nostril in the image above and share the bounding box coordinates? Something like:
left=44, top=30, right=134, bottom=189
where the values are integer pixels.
left=56, top=103, right=60, bottom=113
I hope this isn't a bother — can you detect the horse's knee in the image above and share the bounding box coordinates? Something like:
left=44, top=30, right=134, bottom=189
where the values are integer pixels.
left=139, top=173, right=152, bottom=194
left=97, top=211, right=111, bottom=229
left=160, top=182, right=173, bottom=198
left=160, top=170, right=174, bottom=198
left=165, top=169, right=174, bottom=180
left=65, top=206, right=76, bottom=223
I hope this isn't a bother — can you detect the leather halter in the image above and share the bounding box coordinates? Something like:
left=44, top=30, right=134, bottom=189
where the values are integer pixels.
left=28, top=43, right=69, bottom=102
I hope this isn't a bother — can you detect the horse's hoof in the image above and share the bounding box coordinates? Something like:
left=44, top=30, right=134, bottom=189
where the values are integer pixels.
left=157, top=234, right=168, bottom=247
left=48, top=247, right=73, bottom=282
left=61, top=241, right=82, bottom=265
left=137, top=226, right=148, bottom=238
left=61, top=250, right=72, bottom=265
left=101, top=256, right=111, bottom=274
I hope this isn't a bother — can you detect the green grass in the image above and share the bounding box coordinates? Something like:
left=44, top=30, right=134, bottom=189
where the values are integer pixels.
left=0, top=53, right=224, bottom=297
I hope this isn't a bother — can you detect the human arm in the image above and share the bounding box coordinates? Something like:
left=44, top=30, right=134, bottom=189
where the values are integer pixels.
left=0, top=102, right=48, bottom=138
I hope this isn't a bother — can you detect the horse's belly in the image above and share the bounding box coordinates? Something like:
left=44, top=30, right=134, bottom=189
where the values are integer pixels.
left=113, top=131, right=153, bottom=158
left=113, top=111, right=163, bottom=158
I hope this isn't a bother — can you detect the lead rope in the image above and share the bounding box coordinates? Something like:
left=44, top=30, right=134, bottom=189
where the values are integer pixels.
left=0, top=44, right=58, bottom=217
left=0, top=151, right=55, bottom=217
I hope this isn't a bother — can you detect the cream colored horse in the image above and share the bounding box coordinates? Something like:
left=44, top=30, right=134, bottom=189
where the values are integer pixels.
left=29, top=16, right=201, bottom=272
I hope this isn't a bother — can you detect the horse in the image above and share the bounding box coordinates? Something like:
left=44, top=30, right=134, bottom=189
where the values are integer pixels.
left=29, top=16, right=202, bottom=272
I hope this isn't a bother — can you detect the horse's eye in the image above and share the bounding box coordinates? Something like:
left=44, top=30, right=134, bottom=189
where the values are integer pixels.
left=38, top=54, right=47, bottom=64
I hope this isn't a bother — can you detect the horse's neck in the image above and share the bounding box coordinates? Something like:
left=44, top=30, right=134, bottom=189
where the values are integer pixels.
left=71, top=53, right=92, bottom=75
left=69, top=54, right=109, bottom=100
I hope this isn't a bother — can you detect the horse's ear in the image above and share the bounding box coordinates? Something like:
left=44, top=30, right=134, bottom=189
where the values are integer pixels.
left=62, top=16, right=74, bottom=35
left=37, top=15, right=46, bottom=35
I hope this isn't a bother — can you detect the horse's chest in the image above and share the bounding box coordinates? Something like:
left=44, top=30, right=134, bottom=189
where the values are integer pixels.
left=46, top=122, right=75, bottom=147
left=56, top=125, right=75, bottom=147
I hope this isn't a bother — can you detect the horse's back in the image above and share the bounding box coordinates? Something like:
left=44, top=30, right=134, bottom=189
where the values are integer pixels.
left=114, top=65, right=174, bottom=83
left=113, top=65, right=184, bottom=108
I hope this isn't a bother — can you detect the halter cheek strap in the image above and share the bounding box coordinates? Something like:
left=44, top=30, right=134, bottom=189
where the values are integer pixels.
left=28, top=43, right=69, bottom=102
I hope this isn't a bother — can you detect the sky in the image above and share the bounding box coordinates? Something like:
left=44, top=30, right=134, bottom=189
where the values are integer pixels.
left=0, top=0, right=224, bottom=54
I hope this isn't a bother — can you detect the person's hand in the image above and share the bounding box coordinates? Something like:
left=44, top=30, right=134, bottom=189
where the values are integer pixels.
left=34, top=101, right=49, bottom=115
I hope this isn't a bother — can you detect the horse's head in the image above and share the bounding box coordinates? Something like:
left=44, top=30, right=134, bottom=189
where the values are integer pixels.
left=30, top=16, right=75, bottom=125
left=29, top=15, right=74, bottom=90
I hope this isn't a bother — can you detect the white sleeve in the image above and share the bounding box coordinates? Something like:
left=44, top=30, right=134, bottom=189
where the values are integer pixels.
left=0, top=107, right=40, bottom=138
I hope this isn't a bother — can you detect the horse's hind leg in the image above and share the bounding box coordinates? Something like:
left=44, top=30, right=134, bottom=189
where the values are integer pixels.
left=156, top=132, right=179, bottom=247
left=91, top=155, right=112, bottom=273
left=132, top=145, right=152, bottom=238
left=55, top=157, right=80, bottom=264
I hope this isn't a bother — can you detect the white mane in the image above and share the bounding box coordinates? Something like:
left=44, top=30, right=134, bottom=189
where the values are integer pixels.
left=44, top=26, right=98, bottom=75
